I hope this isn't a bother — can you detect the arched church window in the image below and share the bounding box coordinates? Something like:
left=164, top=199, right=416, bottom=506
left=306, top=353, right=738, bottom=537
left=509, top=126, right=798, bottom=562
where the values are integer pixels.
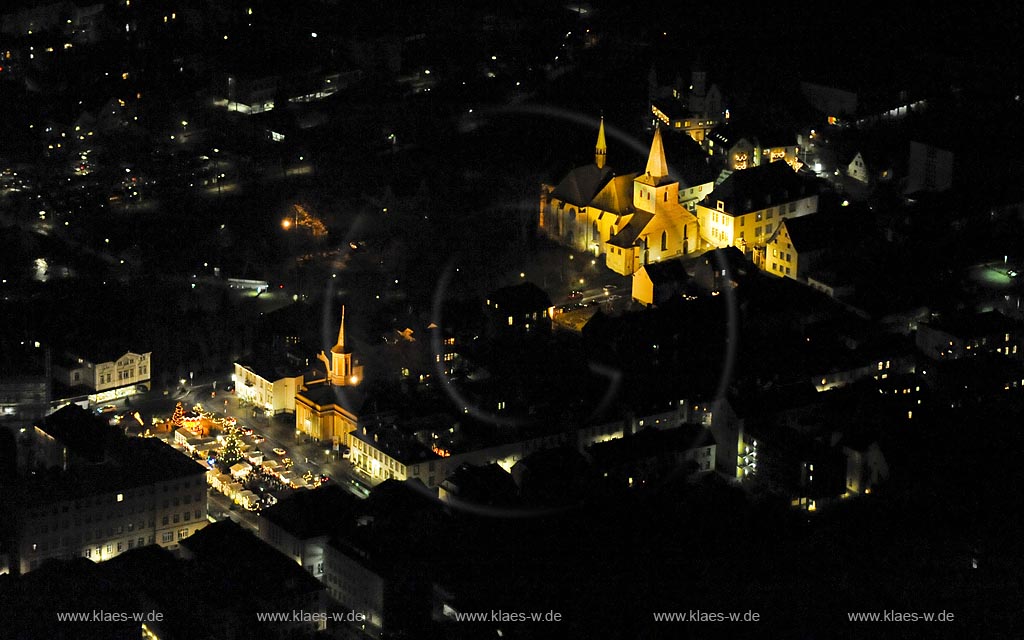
left=661, top=231, right=667, bottom=252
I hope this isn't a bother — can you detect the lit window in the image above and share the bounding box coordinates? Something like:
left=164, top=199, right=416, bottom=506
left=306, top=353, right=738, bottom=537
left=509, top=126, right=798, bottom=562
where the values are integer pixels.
left=117, top=494, right=123, bottom=502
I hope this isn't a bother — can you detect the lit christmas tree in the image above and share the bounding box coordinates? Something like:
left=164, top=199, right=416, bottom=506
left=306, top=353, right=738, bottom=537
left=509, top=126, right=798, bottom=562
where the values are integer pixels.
left=171, top=402, right=185, bottom=428
left=220, top=431, right=243, bottom=466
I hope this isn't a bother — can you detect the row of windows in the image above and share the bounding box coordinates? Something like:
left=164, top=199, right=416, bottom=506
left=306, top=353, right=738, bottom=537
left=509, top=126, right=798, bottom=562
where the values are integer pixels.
left=772, top=249, right=792, bottom=262
left=770, top=263, right=792, bottom=275
left=159, top=528, right=190, bottom=543
left=161, top=510, right=202, bottom=525
left=162, top=494, right=201, bottom=508
left=82, top=536, right=154, bottom=558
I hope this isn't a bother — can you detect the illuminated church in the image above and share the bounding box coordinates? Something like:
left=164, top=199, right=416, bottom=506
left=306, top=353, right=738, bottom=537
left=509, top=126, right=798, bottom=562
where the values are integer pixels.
left=539, top=120, right=700, bottom=275
left=295, top=307, right=364, bottom=447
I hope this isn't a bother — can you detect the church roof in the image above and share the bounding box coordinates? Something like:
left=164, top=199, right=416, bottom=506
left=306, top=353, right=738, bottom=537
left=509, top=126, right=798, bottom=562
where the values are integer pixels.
left=550, top=164, right=614, bottom=208
left=645, top=127, right=669, bottom=178
left=607, top=211, right=654, bottom=248
left=297, top=382, right=364, bottom=414
left=634, top=172, right=675, bottom=187
left=635, top=127, right=673, bottom=187
left=590, top=173, right=637, bottom=215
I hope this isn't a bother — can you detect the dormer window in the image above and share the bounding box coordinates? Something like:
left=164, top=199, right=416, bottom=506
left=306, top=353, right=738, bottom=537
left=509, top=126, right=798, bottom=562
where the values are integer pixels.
left=716, top=200, right=725, bottom=212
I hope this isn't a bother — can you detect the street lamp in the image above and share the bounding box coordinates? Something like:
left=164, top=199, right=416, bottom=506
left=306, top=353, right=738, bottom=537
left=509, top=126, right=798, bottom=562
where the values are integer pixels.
left=282, top=206, right=297, bottom=230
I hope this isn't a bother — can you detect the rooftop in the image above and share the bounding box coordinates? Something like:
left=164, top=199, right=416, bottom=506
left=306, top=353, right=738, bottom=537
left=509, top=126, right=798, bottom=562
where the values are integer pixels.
left=550, top=163, right=614, bottom=208
left=698, top=161, right=819, bottom=215
left=923, top=310, right=1022, bottom=338
left=260, top=484, right=357, bottom=540
left=180, top=520, right=324, bottom=596
left=587, top=424, right=715, bottom=465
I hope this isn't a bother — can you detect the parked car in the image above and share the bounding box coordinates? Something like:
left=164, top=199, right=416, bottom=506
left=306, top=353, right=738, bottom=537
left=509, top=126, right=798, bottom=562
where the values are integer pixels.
left=252, top=434, right=266, bottom=443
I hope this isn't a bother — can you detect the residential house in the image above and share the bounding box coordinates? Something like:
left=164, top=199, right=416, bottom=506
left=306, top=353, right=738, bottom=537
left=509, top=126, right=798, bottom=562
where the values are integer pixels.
left=695, top=160, right=819, bottom=254
left=631, top=258, right=690, bottom=306
left=232, top=357, right=304, bottom=415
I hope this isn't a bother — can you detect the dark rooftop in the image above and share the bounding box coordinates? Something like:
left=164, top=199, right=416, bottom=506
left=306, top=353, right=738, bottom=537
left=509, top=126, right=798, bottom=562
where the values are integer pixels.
left=550, top=163, right=614, bottom=208
left=698, top=160, right=819, bottom=215
left=296, top=381, right=365, bottom=413
left=180, top=520, right=324, bottom=596
left=587, top=424, right=715, bottom=467
left=260, top=484, right=357, bottom=540
left=771, top=213, right=847, bottom=254
left=922, top=310, right=1022, bottom=338
left=641, top=258, right=690, bottom=285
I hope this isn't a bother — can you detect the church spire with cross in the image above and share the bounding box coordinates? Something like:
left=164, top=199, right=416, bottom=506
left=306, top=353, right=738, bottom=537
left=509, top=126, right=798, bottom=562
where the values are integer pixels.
left=595, top=116, right=607, bottom=169
left=645, top=125, right=668, bottom=180
left=317, top=305, right=361, bottom=386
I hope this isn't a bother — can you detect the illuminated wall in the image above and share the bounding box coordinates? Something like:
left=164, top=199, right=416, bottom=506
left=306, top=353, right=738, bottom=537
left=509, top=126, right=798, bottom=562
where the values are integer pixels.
left=764, top=223, right=800, bottom=280
left=16, top=473, right=208, bottom=574
left=846, top=152, right=869, bottom=183
left=632, top=269, right=656, bottom=306
left=295, top=394, right=357, bottom=446
left=697, top=195, right=818, bottom=252
left=232, top=362, right=302, bottom=414
left=323, top=542, right=385, bottom=636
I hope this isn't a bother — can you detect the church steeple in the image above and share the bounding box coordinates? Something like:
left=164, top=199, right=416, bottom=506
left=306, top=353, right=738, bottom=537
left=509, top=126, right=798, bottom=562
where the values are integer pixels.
left=334, top=305, right=346, bottom=354
left=595, top=117, right=607, bottom=169
left=645, top=126, right=668, bottom=180
left=319, top=305, right=361, bottom=386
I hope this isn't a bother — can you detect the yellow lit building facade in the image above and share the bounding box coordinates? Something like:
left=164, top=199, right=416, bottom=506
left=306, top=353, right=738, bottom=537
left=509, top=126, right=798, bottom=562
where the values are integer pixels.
left=539, top=121, right=700, bottom=273
left=57, top=350, right=152, bottom=404
left=764, top=220, right=799, bottom=279
left=695, top=161, right=818, bottom=256
left=539, top=118, right=635, bottom=256
left=706, top=127, right=802, bottom=172
left=295, top=308, right=363, bottom=447
left=604, top=127, right=700, bottom=275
